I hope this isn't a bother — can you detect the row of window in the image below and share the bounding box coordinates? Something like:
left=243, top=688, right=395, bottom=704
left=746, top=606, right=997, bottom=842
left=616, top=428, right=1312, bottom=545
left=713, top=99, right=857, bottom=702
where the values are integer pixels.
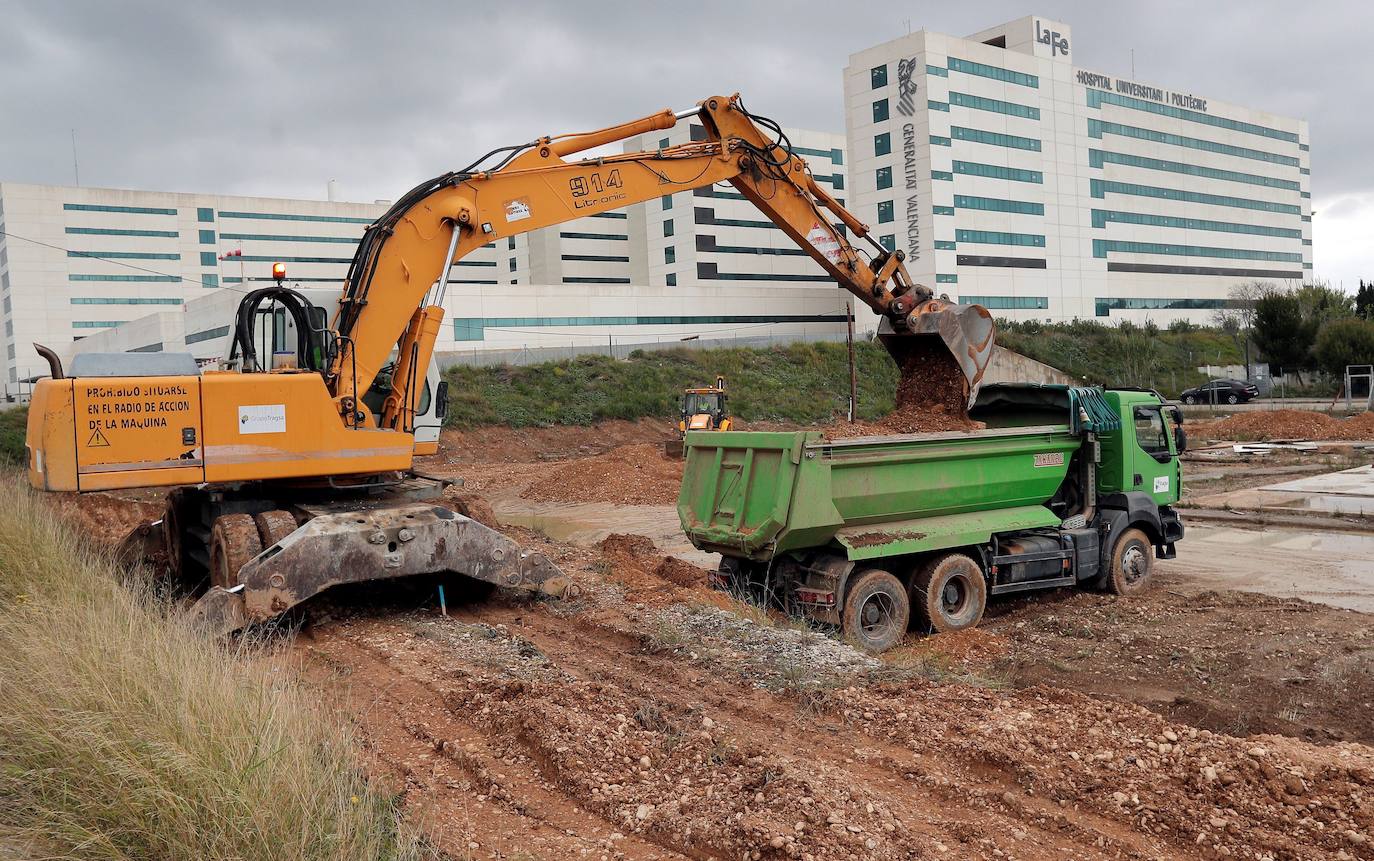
left=951, top=125, right=1041, bottom=152
left=935, top=274, right=958, bottom=283
left=960, top=295, right=1048, bottom=309
left=69, top=297, right=182, bottom=305
left=72, top=321, right=128, bottom=330
left=953, top=195, right=1044, bottom=215
left=1092, top=239, right=1304, bottom=263
left=67, top=250, right=180, bottom=260
left=949, top=91, right=1040, bottom=120
left=870, top=58, right=1036, bottom=90
left=1095, top=297, right=1230, bottom=316
left=220, top=232, right=360, bottom=244
left=1090, top=209, right=1303, bottom=239
left=955, top=229, right=1046, bottom=247
left=1088, top=119, right=1299, bottom=167
left=1086, top=89, right=1300, bottom=144
left=65, top=226, right=177, bottom=238
left=454, top=313, right=847, bottom=341
left=1089, top=150, right=1302, bottom=192
left=186, top=325, right=231, bottom=344
left=1090, top=179, right=1302, bottom=216
left=64, top=203, right=174, bottom=216
left=68, top=274, right=179, bottom=282
left=560, top=254, right=630, bottom=263
left=561, top=232, right=629, bottom=241
left=218, top=210, right=373, bottom=224
left=954, top=161, right=1043, bottom=183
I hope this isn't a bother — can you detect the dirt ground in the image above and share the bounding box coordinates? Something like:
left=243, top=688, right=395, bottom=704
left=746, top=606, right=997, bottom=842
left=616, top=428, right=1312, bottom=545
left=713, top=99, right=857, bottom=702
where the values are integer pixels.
left=52, top=418, right=1374, bottom=861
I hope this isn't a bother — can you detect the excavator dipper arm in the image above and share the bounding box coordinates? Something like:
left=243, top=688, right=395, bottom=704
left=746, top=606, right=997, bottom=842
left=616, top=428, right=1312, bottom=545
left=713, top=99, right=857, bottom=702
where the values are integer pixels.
left=332, top=95, right=994, bottom=432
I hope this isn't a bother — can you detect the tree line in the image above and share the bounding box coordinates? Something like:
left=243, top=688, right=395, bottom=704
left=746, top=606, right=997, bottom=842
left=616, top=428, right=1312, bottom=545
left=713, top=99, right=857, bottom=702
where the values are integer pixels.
left=1216, top=280, right=1374, bottom=382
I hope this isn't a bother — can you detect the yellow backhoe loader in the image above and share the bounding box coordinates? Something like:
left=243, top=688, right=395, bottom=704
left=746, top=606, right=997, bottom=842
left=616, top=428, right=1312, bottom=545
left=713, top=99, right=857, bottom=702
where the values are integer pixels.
left=25, top=94, right=995, bottom=633
left=665, top=376, right=730, bottom=458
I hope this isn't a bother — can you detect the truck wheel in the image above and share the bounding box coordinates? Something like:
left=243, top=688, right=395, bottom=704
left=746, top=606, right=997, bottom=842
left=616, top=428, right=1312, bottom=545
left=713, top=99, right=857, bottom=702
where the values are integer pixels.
left=841, top=569, right=909, bottom=653
left=912, top=553, right=987, bottom=633
left=1105, top=528, right=1153, bottom=595
left=209, top=514, right=263, bottom=590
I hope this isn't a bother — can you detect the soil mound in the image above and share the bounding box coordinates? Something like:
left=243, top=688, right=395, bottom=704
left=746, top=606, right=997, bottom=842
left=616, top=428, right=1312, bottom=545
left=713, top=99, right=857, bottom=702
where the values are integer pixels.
left=1190, top=409, right=1374, bottom=442
left=830, top=340, right=983, bottom=438
left=522, top=444, right=684, bottom=506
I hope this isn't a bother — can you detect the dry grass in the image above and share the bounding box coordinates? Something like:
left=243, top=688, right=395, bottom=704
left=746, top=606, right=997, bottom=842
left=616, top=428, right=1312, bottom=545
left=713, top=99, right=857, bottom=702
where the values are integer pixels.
left=0, top=479, right=417, bottom=860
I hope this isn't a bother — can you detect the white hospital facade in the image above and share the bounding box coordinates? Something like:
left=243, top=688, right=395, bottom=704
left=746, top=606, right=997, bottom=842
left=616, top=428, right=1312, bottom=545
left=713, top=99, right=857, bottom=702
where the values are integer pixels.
left=844, top=15, right=1310, bottom=322
left=0, top=15, right=1310, bottom=381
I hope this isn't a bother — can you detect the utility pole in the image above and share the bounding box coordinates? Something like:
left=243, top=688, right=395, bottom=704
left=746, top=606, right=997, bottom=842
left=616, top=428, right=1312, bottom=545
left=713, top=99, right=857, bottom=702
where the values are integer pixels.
left=846, top=301, right=857, bottom=422
left=70, top=129, right=80, bottom=186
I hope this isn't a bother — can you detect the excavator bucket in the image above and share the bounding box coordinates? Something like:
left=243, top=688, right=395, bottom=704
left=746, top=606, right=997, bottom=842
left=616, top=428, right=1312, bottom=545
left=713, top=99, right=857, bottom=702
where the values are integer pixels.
left=877, top=299, right=996, bottom=407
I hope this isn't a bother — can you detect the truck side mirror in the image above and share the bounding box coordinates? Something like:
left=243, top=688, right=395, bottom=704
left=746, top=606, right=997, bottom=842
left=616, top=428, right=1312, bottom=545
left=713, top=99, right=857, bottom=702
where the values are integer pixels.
left=1167, top=405, right=1186, bottom=453
left=435, top=380, right=449, bottom=420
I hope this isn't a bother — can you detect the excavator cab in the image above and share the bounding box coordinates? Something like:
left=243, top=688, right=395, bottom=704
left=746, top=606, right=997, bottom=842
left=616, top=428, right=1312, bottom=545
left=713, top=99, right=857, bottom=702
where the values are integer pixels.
left=666, top=376, right=730, bottom=457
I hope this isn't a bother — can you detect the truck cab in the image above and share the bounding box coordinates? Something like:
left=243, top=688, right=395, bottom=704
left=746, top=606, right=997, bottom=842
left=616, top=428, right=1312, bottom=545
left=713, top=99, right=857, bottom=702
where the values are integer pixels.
left=678, top=384, right=1185, bottom=652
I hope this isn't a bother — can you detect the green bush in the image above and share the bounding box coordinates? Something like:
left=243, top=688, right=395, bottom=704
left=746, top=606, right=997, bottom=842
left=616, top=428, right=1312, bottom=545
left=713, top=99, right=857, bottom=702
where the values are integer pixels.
left=1314, top=318, right=1374, bottom=377
left=0, top=406, right=26, bottom=466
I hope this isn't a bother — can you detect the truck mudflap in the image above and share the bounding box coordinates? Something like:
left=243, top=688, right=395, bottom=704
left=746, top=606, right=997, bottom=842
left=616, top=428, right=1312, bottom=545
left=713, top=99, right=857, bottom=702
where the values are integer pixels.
left=189, top=503, right=570, bottom=635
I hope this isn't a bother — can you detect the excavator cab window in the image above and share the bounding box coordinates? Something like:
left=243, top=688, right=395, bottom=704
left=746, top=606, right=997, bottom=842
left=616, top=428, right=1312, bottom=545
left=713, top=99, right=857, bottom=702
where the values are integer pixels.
left=683, top=392, right=722, bottom=415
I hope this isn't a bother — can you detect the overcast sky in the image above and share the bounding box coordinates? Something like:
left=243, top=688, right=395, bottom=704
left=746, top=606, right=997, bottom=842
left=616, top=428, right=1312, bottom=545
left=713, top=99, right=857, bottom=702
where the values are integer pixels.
left=2, top=1, right=1368, bottom=289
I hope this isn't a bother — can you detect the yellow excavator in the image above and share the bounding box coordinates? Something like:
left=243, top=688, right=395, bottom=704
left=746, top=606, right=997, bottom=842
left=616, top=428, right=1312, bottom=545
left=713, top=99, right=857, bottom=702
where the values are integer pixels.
left=25, top=94, right=995, bottom=632
left=665, top=376, right=730, bottom=458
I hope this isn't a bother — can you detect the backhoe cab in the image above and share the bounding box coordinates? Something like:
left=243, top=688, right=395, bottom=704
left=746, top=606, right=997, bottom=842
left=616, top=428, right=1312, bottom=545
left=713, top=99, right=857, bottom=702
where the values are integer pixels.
left=666, top=376, right=730, bottom=457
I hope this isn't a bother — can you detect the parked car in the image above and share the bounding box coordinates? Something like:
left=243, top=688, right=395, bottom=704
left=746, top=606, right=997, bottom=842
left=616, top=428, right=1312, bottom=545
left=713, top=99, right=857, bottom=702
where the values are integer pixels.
left=1179, top=379, right=1260, bottom=405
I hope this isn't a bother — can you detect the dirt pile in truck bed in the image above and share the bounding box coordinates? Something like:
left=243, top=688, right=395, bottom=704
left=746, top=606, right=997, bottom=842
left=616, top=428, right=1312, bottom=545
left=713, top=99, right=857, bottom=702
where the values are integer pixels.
left=1190, top=408, right=1374, bottom=442
left=830, top=339, right=984, bottom=438
left=520, top=443, right=684, bottom=506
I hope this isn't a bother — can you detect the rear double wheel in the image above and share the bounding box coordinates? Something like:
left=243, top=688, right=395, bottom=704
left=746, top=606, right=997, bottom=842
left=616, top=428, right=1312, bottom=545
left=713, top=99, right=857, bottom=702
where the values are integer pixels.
left=912, top=553, right=987, bottom=633
left=841, top=569, right=909, bottom=653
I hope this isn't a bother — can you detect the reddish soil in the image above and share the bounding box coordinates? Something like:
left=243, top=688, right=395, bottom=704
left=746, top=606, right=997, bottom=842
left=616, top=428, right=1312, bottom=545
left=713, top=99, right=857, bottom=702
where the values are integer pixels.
left=1190, top=409, right=1374, bottom=442
left=428, top=418, right=671, bottom=465
left=53, top=491, right=162, bottom=549
left=521, top=443, right=685, bottom=506
left=829, top=341, right=983, bottom=438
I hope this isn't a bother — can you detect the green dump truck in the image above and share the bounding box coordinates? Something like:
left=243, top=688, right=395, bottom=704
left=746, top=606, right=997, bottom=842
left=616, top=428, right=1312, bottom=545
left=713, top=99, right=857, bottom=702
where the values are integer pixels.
left=677, top=384, right=1186, bottom=651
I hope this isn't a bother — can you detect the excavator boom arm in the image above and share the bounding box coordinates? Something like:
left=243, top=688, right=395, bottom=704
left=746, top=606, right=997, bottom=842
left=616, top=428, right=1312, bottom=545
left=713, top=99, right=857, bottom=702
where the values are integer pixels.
left=332, top=95, right=993, bottom=429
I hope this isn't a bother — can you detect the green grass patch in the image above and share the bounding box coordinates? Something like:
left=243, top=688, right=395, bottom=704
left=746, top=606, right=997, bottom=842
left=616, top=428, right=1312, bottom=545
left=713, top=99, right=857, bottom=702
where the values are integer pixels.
left=0, top=406, right=27, bottom=467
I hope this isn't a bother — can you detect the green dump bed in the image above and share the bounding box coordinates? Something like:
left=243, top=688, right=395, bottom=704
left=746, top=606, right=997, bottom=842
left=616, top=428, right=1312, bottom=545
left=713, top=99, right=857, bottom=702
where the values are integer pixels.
left=677, top=425, right=1083, bottom=562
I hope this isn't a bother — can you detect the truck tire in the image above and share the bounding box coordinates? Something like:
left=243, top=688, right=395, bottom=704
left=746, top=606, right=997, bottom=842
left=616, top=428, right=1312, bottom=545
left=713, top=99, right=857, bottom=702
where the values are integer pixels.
left=1104, top=527, right=1153, bottom=595
left=841, top=569, right=909, bottom=653
left=912, top=553, right=987, bottom=633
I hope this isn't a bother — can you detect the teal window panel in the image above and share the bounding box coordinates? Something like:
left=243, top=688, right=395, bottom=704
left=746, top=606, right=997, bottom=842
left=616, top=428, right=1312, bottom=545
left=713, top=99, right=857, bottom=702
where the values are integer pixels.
left=455, top=260, right=497, bottom=266
left=874, top=132, right=892, bottom=156
left=872, top=99, right=889, bottom=122
left=64, top=203, right=175, bottom=215
left=1302, top=239, right=1313, bottom=246
left=202, top=274, right=218, bottom=288
left=218, top=211, right=373, bottom=224
left=932, top=170, right=953, bottom=181
left=220, top=232, right=360, bottom=243
left=199, top=229, right=216, bottom=244
left=951, top=126, right=1041, bottom=151
left=66, top=250, right=180, bottom=260
left=953, top=195, right=1044, bottom=215
left=200, top=251, right=217, bottom=266
left=564, top=277, right=633, bottom=284
left=661, top=194, right=673, bottom=209
left=934, top=240, right=957, bottom=250
left=561, top=254, right=630, bottom=262
left=592, top=211, right=628, bottom=219
left=1089, top=149, right=1301, bottom=191
left=947, top=57, right=1038, bottom=88
left=793, top=146, right=837, bottom=160
left=559, top=232, right=628, bottom=240
left=68, top=274, right=178, bottom=283
left=933, top=205, right=955, bottom=216
left=1299, top=143, right=1309, bottom=151
left=1090, top=209, right=1303, bottom=239
left=929, top=135, right=951, bottom=147
left=70, top=297, right=182, bottom=305
left=703, top=244, right=807, bottom=257
left=226, top=255, right=352, bottom=263
left=956, top=229, right=1045, bottom=247
left=929, top=100, right=949, bottom=112
left=936, top=274, right=959, bottom=284
left=65, top=227, right=178, bottom=238
left=877, top=201, right=894, bottom=223
left=948, top=91, right=1039, bottom=120
left=72, top=321, right=127, bottom=329
left=1086, top=90, right=1298, bottom=143
left=663, top=219, right=674, bottom=237
left=1090, top=178, right=1302, bottom=215
left=1095, top=297, right=1230, bottom=317
left=878, top=234, right=895, bottom=251
left=1300, top=191, right=1311, bottom=199
left=197, top=207, right=214, bottom=222
left=832, top=173, right=845, bottom=190
left=1304, top=261, right=1313, bottom=269
left=1301, top=215, right=1312, bottom=222
left=953, top=161, right=1042, bottom=183
left=961, top=295, right=1048, bottom=309
left=876, top=166, right=893, bottom=190
left=926, top=64, right=948, bottom=77
left=186, top=325, right=231, bottom=344
left=871, top=64, right=888, bottom=88
left=666, top=273, right=677, bottom=286
left=832, top=148, right=843, bottom=165
left=813, top=174, right=834, bottom=186
left=709, top=217, right=775, bottom=229
left=659, top=137, right=669, bottom=149
left=1091, top=120, right=1298, bottom=166
left=665, top=246, right=676, bottom=264
left=1300, top=168, right=1310, bottom=175
left=1092, top=239, right=1303, bottom=263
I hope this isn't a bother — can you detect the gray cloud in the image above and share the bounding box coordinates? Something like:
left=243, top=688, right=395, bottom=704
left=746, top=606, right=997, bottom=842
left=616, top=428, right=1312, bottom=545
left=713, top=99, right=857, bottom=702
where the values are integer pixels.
left=2, top=0, right=1369, bottom=283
